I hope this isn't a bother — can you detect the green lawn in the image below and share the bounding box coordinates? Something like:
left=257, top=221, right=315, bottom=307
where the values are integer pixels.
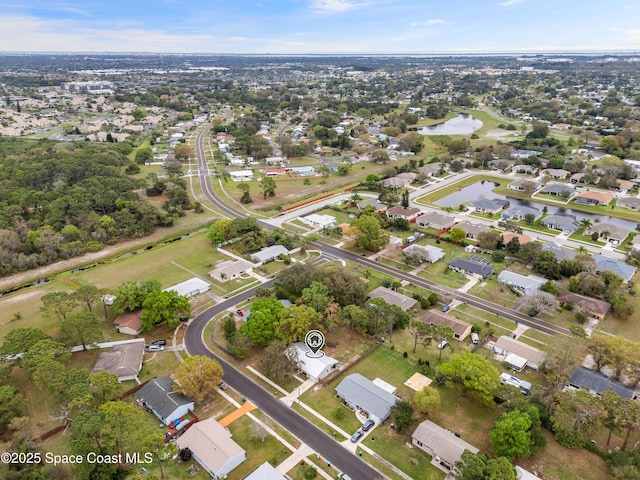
left=299, top=385, right=362, bottom=434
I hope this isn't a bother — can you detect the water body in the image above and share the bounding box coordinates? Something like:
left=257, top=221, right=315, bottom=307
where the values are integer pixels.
left=418, top=114, right=483, bottom=136
left=435, top=181, right=638, bottom=231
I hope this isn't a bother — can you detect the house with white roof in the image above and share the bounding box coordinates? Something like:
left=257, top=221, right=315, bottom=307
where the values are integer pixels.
left=163, top=277, right=210, bottom=298
left=229, top=170, right=254, bottom=181
left=299, top=213, right=336, bottom=229
left=497, top=270, right=546, bottom=295
left=291, top=342, right=339, bottom=382
left=249, top=245, right=289, bottom=264
left=209, top=259, right=253, bottom=283
left=412, top=420, right=479, bottom=473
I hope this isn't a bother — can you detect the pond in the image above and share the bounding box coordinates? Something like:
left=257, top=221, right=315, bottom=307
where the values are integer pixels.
left=418, top=114, right=483, bottom=136
left=435, top=181, right=639, bottom=231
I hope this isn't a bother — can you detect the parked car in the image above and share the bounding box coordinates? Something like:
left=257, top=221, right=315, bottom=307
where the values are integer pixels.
left=151, top=339, right=167, bottom=346
left=362, top=419, right=375, bottom=432
left=441, top=305, right=450, bottom=313
left=219, top=381, right=228, bottom=390
left=438, top=340, right=448, bottom=350
left=147, top=345, right=165, bottom=352
left=350, top=430, right=364, bottom=443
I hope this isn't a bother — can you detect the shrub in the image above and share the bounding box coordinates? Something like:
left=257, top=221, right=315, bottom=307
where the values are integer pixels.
left=575, top=312, right=588, bottom=324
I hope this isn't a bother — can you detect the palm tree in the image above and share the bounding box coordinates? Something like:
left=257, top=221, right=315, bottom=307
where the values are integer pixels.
left=580, top=218, right=592, bottom=232
left=576, top=246, right=588, bottom=255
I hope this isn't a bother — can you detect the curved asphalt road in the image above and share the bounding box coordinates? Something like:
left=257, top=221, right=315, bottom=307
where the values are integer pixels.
left=185, top=280, right=383, bottom=480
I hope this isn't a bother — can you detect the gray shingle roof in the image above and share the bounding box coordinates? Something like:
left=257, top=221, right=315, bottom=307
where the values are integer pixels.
left=448, top=257, right=493, bottom=278
left=412, top=420, right=479, bottom=468
left=540, top=241, right=577, bottom=261
left=541, top=214, right=580, bottom=232
left=593, top=254, right=637, bottom=283
left=135, top=377, right=194, bottom=421
left=569, top=367, right=635, bottom=399
left=335, top=374, right=398, bottom=422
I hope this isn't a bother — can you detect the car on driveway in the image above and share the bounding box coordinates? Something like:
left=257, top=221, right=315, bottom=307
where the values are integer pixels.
left=147, top=345, right=164, bottom=352
left=350, top=430, right=364, bottom=443
left=441, top=305, right=450, bottom=312
left=151, top=339, right=166, bottom=346
left=362, top=419, right=375, bottom=432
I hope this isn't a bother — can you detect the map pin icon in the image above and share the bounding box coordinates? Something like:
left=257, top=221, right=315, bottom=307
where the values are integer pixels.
left=304, top=330, right=325, bottom=358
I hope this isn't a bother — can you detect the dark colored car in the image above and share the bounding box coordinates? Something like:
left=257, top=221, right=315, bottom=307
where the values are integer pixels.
left=362, top=419, right=375, bottom=432
left=350, top=430, right=364, bottom=443
left=151, top=339, right=167, bottom=346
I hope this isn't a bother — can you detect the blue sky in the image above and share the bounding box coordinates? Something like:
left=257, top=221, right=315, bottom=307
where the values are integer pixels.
left=1, top=0, right=639, bottom=54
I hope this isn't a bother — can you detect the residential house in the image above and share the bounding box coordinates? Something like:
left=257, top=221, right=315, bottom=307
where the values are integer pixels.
left=300, top=213, right=336, bottom=229
left=404, top=244, right=446, bottom=264
left=386, top=206, right=421, bottom=221
left=396, top=172, right=418, bottom=183
left=568, top=366, right=635, bottom=399
left=163, top=278, right=210, bottom=298
left=541, top=214, right=580, bottom=233
left=574, top=190, right=614, bottom=206
left=113, top=312, right=142, bottom=336
left=493, top=336, right=546, bottom=371
left=92, top=341, right=145, bottom=382
left=357, top=198, right=387, bottom=213
left=586, top=223, right=630, bottom=244
left=501, top=231, right=535, bottom=245
left=508, top=179, right=538, bottom=192
left=545, top=168, right=571, bottom=180
left=291, top=342, right=339, bottom=382
left=335, top=373, right=399, bottom=424
left=593, top=254, right=637, bottom=284
left=448, top=257, right=493, bottom=279
left=209, top=259, right=253, bottom=283
left=419, top=163, right=448, bottom=176
left=632, top=235, right=640, bottom=252
left=513, top=164, right=535, bottom=175
left=411, top=420, right=479, bottom=473
left=469, top=198, right=510, bottom=214
left=454, top=221, right=491, bottom=239
left=368, top=286, right=418, bottom=311
left=540, top=241, right=577, bottom=261
left=501, top=205, right=541, bottom=221
left=488, top=159, right=514, bottom=171
left=569, top=172, right=587, bottom=184
left=245, top=462, right=287, bottom=480
left=617, top=196, right=640, bottom=211
left=288, top=166, right=316, bottom=176
left=540, top=183, right=575, bottom=197
left=249, top=245, right=289, bottom=264
left=176, top=418, right=246, bottom=479
left=511, top=149, right=541, bottom=160
left=415, top=212, right=455, bottom=230
left=383, top=177, right=411, bottom=189
left=557, top=291, right=611, bottom=319
left=135, top=377, right=194, bottom=426
left=265, top=156, right=288, bottom=166
left=516, top=466, right=543, bottom=480
left=263, top=168, right=287, bottom=177
left=616, top=179, right=635, bottom=193
left=421, top=310, right=472, bottom=341
left=497, top=270, right=546, bottom=295
left=229, top=170, right=254, bottom=182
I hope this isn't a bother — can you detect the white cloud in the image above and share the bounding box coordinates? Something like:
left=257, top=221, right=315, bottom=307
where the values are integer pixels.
left=310, top=0, right=370, bottom=14
left=500, top=0, right=523, bottom=6
left=410, top=19, right=446, bottom=27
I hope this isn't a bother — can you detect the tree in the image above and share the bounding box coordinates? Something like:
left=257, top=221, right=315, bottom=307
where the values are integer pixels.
left=112, top=280, right=161, bottom=314
left=260, top=177, right=277, bottom=198
left=505, top=236, right=521, bottom=254
left=228, top=332, right=252, bottom=360
left=276, top=305, right=321, bottom=343
left=135, top=146, right=153, bottom=164
left=490, top=410, right=533, bottom=460
left=0, top=386, right=25, bottom=430
left=144, top=433, right=178, bottom=480
left=240, top=298, right=286, bottom=346
left=371, top=149, right=390, bottom=164
left=532, top=251, right=561, bottom=280
left=414, top=386, right=441, bottom=414
left=476, top=230, right=501, bottom=250
left=409, top=319, right=431, bottom=353
left=439, top=350, right=501, bottom=407
left=89, top=371, right=121, bottom=407
left=587, top=334, right=612, bottom=373
left=340, top=304, right=371, bottom=331
left=314, top=265, right=367, bottom=306
left=302, top=281, right=334, bottom=313
left=141, top=290, right=191, bottom=331
left=0, top=327, right=50, bottom=358
left=61, top=312, right=102, bottom=350
left=426, top=324, right=455, bottom=361
left=99, top=401, right=146, bottom=458
left=450, top=227, right=466, bottom=244
left=390, top=400, right=414, bottom=433
left=365, top=297, right=410, bottom=336
left=174, top=145, right=193, bottom=162
left=174, top=355, right=224, bottom=402
left=40, top=290, right=77, bottom=321
left=456, top=451, right=516, bottom=480
left=352, top=215, right=389, bottom=251
left=237, top=182, right=253, bottom=204
left=261, top=341, right=297, bottom=383
left=551, top=389, right=602, bottom=448
left=72, top=284, right=103, bottom=313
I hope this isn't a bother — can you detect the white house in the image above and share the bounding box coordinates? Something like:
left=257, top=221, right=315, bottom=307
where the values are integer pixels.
left=299, top=213, right=336, bottom=229
left=209, top=259, right=253, bottom=283
left=163, top=277, right=210, bottom=298
left=291, top=342, right=339, bottom=382
left=229, top=170, right=254, bottom=182
left=250, top=245, right=289, bottom=263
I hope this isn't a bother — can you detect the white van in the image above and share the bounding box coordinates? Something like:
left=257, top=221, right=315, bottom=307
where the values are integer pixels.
left=471, top=333, right=479, bottom=345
